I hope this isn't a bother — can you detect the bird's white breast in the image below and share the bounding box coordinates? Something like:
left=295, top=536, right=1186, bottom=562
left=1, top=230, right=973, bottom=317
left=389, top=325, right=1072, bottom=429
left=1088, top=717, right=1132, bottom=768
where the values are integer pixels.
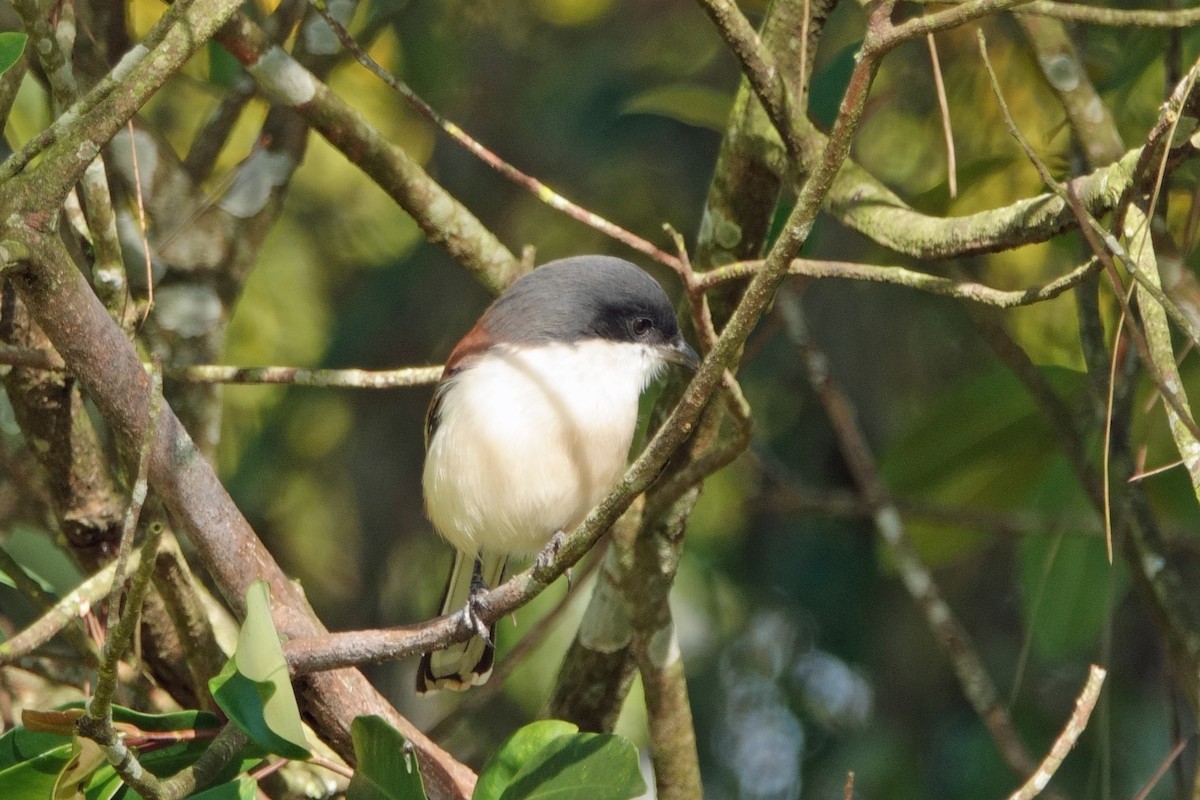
left=423, top=339, right=666, bottom=557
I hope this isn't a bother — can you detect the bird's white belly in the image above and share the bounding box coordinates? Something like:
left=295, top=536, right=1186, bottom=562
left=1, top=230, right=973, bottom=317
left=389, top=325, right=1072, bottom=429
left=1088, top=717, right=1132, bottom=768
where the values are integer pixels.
left=423, top=342, right=653, bottom=557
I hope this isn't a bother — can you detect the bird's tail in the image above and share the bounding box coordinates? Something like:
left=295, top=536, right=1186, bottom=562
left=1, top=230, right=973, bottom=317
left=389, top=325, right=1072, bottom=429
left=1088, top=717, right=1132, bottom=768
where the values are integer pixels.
left=416, top=551, right=507, bottom=694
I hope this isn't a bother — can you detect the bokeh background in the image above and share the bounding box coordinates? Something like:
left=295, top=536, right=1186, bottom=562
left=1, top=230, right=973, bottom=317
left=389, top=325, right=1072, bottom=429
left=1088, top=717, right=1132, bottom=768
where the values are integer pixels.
left=6, top=0, right=1200, bottom=797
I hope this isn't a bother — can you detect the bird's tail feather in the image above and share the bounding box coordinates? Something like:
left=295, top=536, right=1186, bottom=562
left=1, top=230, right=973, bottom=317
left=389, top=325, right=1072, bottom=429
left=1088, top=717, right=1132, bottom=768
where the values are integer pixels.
left=416, top=551, right=507, bottom=694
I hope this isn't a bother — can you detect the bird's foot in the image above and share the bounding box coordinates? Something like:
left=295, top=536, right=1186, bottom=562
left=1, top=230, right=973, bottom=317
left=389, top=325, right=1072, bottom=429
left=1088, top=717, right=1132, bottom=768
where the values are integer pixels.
left=534, top=530, right=568, bottom=575
left=459, top=572, right=492, bottom=644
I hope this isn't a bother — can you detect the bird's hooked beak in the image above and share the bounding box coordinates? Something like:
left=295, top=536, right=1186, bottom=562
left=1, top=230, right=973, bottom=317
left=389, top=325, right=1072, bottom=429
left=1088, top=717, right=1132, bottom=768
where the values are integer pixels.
left=661, top=336, right=700, bottom=370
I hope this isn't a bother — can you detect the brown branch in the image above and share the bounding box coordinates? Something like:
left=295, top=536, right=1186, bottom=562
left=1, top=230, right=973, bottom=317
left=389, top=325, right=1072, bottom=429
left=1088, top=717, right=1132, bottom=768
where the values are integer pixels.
left=1, top=230, right=476, bottom=800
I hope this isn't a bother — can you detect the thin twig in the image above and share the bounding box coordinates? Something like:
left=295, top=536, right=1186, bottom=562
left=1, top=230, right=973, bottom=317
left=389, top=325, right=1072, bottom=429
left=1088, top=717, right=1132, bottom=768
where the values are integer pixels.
left=1132, top=737, right=1190, bottom=800
left=0, top=348, right=445, bottom=388
left=168, top=363, right=443, bottom=388
left=126, top=120, right=155, bottom=324
left=1005, top=665, right=1106, bottom=800
left=906, top=0, right=1200, bottom=27
left=308, top=754, right=354, bottom=781
left=1102, top=289, right=1133, bottom=560
left=105, top=364, right=162, bottom=637
left=783, top=293, right=1047, bottom=782
left=926, top=31, right=957, bottom=198
left=694, top=256, right=1098, bottom=307
left=0, top=556, right=135, bottom=665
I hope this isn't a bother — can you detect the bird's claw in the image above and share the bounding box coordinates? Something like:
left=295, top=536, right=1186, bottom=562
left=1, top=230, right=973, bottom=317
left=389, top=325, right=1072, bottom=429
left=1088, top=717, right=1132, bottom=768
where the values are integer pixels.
left=534, top=530, right=567, bottom=574
left=459, top=573, right=492, bottom=644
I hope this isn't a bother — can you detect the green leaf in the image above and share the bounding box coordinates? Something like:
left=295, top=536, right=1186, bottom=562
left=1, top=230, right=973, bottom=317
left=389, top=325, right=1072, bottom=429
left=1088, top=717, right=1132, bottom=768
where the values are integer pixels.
left=498, top=732, right=645, bottom=800
left=110, top=704, right=223, bottom=734
left=84, top=739, right=263, bottom=800
left=1015, top=457, right=1131, bottom=659
left=207, top=41, right=242, bottom=89
left=209, top=581, right=309, bottom=760
left=810, top=41, right=860, bottom=128
left=189, top=776, right=258, bottom=800
left=880, top=366, right=1086, bottom=566
left=0, top=33, right=26, bottom=77
left=0, top=742, right=74, bottom=800
left=474, top=720, right=579, bottom=800
left=346, top=715, right=426, bottom=800
left=621, top=84, right=732, bottom=131
left=0, top=724, right=73, bottom=769
left=1020, top=533, right=1124, bottom=658
left=3, top=527, right=84, bottom=596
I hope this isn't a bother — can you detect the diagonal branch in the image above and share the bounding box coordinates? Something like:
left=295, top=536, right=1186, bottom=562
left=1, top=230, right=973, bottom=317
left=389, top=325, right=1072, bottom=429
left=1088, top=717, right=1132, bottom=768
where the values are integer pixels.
left=0, top=229, right=476, bottom=800
left=215, top=11, right=520, bottom=293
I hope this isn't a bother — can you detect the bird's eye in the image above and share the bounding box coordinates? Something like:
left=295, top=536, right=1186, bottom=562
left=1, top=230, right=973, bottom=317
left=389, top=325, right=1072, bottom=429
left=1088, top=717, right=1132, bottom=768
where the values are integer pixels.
left=632, top=317, right=653, bottom=337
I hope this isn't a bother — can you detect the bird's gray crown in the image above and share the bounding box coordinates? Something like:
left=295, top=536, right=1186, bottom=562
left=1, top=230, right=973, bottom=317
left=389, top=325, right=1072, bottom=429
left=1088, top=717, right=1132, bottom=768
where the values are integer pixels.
left=481, top=255, right=681, bottom=348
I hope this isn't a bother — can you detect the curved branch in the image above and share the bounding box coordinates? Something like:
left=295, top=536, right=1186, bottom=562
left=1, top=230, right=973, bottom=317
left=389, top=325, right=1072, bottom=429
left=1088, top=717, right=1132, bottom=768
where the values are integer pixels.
left=2, top=230, right=476, bottom=800
left=905, top=0, right=1200, bottom=27
left=696, top=256, right=1099, bottom=306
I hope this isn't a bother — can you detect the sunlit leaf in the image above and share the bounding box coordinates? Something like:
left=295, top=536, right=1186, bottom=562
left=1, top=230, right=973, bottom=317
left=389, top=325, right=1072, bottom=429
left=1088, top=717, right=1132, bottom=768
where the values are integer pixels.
left=496, top=731, right=645, bottom=800
left=474, top=720, right=579, bottom=800
left=209, top=581, right=309, bottom=760
left=346, top=715, right=426, bottom=800
left=0, top=33, right=26, bottom=77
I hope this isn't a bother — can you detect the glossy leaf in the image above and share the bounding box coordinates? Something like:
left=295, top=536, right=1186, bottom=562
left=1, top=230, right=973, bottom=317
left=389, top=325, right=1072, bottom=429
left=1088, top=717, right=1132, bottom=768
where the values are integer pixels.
left=0, top=33, right=26, bottom=77
left=474, top=720, right=579, bottom=800
left=189, top=776, right=258, bottom=800
left=346, top=715, right=426, bottom=800
left=0, top=724, right=70, bottom=769
left=209, top=581, right=309, bottom=760
left=0, top=743, right=73, bottom=800
left=497, top=732, right=645, bottom=800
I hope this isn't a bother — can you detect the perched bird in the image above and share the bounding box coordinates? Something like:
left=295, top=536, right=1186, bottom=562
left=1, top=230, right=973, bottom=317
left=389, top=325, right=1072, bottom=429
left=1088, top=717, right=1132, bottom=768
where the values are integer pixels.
left=417, top=255, right=699, bottom=693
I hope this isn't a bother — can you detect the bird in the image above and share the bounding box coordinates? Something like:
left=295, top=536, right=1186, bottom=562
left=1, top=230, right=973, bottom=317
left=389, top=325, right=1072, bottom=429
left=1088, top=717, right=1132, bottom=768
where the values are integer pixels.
left=417, top=254, right=699, bottom=693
